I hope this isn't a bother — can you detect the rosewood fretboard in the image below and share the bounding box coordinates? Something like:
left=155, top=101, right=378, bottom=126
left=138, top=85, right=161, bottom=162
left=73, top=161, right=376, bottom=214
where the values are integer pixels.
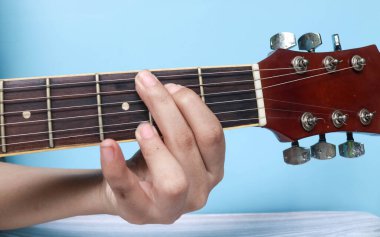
left=0, top=65, right=264, bottom=156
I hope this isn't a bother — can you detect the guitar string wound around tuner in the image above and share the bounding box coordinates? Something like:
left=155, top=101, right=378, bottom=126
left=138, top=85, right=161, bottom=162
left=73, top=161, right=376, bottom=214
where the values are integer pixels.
left=292, top=56, right=309, bottom=74
left=301, top=112, right=322, bottom=132
left=351, top=55, right=366, bottom=71
left=358, top=108, right=375, bottom=126
left=331, top=110, right=348, bottom=128
left=323, top=56, right=340, bottom=72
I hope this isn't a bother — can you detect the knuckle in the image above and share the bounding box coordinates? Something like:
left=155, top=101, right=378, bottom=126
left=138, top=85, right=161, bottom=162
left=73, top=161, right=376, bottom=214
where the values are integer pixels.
left=211, top=170, right=224, bottom=187
left=161, top=177, right=189, bottom=198
left=188, top=193, right=208, bottom=211
left=200, top=124, right=224, bottom=147
left=176, top=88, right=199, bottom=106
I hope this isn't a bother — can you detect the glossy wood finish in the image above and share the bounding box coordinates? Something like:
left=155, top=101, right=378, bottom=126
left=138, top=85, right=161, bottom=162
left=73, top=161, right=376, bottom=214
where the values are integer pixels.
left=259, top=45, right=380, bottom=142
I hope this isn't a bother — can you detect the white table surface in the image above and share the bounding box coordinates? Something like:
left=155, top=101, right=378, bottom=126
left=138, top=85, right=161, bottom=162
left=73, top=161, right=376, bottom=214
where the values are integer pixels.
left=2, top=212, right=380, bottom=237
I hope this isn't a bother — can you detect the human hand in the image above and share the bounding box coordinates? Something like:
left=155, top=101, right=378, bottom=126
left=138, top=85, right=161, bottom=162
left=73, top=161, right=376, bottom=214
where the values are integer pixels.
left=99, top=70, right=225, bottom=224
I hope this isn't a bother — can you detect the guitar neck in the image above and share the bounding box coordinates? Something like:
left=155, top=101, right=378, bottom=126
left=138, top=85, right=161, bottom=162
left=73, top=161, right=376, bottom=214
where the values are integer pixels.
left=0, top=64, right=266, bottom=157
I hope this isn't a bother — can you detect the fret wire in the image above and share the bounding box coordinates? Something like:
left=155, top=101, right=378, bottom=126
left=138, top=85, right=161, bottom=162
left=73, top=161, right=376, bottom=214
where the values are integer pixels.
left=10, top=102, right=357, bottom=144
left=0, top=87, right=357, bottom=128
left=2, top=109, right=146, bottom=127
left=46, top=78, right=54, bottom=148
left=148, top=112, right=153, bottom=125
left=0, top=81, right=6, bottom=152
left=1, top=117, right=262, bottom=147
left=1, top=66, right=331, bottom=104
left=3, top=120, right=143, bottom=139
left=0, top=96, right=257, bottom=117
left=198, top=67, right=205, bottom=102
left=0, top=107, right=262, bottom=139
left=0, top=66, right=298, bottom=92
left=0, top=99, right=137, bottom=116
left=2, top=88, right=136, bottom=104
left=95, top=73, right=104, bottom=141
left=0, top=96, right=260, bottom=126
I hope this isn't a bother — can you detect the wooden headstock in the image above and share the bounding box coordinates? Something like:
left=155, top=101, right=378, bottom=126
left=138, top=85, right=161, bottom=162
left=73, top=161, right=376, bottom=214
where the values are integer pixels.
left=259, top=45, right=380, bottom=142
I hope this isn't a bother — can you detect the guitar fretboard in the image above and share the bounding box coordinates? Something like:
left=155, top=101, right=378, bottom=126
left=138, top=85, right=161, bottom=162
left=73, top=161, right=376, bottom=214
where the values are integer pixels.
left=0, top=65, right=265, bottom=156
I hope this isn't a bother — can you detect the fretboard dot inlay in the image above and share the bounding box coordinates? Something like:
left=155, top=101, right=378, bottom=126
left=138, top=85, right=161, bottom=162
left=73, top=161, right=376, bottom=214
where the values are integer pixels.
left=122, top=102, right=130, bottom=111
left=22, top=111, right=31, bottom=119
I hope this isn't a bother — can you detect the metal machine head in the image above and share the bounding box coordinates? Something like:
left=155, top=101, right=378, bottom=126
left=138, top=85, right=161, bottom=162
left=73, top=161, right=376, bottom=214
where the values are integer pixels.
left=270, top=32, right=297, bottom=50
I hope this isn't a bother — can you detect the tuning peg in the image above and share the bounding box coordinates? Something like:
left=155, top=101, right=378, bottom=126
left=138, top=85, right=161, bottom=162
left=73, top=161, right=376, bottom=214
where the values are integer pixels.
left=332, top=34, right=342, bottom=51
left=298, top=32, right=322, bottom=52
left=311, top=134, right=336, bottom=160
left=270, top=32, right=297, bottom=50
left=338, top=132, right=365, bottom=158
left=283, top=141, right=311, bottom=165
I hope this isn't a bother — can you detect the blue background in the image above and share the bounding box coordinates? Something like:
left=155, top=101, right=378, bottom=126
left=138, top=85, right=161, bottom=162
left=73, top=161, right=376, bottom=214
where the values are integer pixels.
left=1, top=0, right=380, bottom=215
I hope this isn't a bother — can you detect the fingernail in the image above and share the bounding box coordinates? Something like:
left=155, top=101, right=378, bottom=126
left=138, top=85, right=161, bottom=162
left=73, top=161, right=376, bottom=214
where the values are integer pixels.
left=137, top=70, right=157, bottom=87
left=101, top=145, right=114, bottom=163
left=164, top=83, right=182, bottom=94
left=136, top=123, right=154, bottom=139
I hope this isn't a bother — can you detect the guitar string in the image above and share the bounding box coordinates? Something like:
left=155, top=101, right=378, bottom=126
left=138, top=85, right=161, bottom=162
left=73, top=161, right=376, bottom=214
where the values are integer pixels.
left=0, top=65, right=355, bottom=117
left=1, top=117, right=262, bottom=146
left=0, top=105, right=341, bottom=140
left=0, top=66, right=357, bottom=127
left=0, top=98, right=340, bottom=127
left=0, top=65, right=364, bottom=147
left=6, top=112, right=376, bottom=147
left=0, top=66, right=301, bottom=92
left=0, top=108, right=260, bottom=139
left=0, top=65, right=330, bottom=104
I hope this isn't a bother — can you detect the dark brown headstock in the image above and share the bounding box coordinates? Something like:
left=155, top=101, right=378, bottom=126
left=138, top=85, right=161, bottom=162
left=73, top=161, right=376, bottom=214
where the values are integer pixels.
left=259, top=45, right=380, bottom=142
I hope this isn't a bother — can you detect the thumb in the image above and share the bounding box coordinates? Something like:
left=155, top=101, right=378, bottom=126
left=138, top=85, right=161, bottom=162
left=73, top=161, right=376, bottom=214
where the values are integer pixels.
left=99, top=139, right=153, bottom=221
left=100, top=139, right=136, bottom=194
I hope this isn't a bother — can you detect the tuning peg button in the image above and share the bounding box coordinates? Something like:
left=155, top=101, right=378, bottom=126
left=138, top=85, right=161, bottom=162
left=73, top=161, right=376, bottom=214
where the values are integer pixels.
left=298, top=33, right=322, bottom=52
left=270, top=32, right=297, bottom=50
left=338, top=132, right=365, bottom=158
left=283, top=141, right=311, bottom=165
left=311, top=134, right=336, bottom=160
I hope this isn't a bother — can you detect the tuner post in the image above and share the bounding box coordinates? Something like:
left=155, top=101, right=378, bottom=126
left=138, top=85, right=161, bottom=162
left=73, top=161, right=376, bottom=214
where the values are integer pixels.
left=351, top=55, right=366, bottom=71
left=358, top=108, right=375, bottom=126
left=292, top=56, right=309, bottom=74
left=323, top=56, right=340, bottom=72
left=301, top=112, right=321, bottom=132
left=331, top=110, right=348, bottom=128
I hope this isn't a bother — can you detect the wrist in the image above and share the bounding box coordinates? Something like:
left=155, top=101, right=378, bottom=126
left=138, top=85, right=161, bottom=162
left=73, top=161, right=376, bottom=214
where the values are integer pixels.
left=98, top=174, right=118, bottom=215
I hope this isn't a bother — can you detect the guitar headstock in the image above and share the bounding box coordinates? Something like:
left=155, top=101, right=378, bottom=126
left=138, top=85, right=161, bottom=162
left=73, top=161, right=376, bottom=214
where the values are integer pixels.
left=259, top=32, right=380, bottom=164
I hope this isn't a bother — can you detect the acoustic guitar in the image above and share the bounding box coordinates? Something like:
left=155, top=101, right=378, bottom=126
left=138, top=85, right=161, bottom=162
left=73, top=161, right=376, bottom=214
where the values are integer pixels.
left=0, top=33, right=378, bottom=165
